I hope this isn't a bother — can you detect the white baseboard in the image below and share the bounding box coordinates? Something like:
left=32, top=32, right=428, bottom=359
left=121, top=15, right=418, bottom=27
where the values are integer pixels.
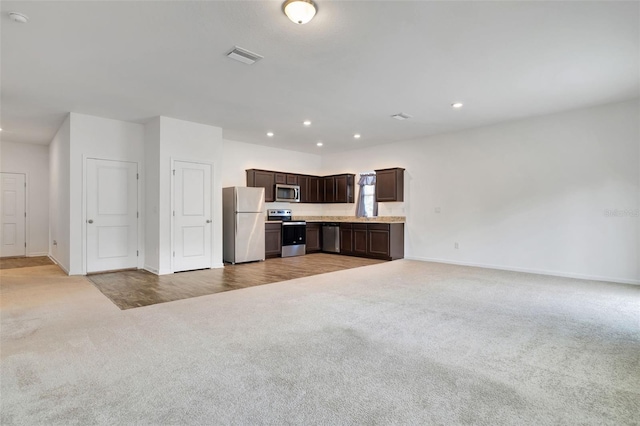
left=142, top=265, right=173, bottom=275
left=48, top=254, right=69, bottom=275
left=145, top=263, right=224, bottom=274
left=143, top=265, right=159, bottom=275
left=27, top=252, right=49, bottom=257
left=404, top=256, right=640, bottom=286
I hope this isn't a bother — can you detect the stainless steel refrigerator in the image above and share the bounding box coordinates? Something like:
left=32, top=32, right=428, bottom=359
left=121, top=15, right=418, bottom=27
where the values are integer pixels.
left=223, top=187, right=266, bottom=264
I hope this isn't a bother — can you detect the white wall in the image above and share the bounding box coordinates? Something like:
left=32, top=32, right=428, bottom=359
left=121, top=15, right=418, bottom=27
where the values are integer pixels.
left=0, top=141, right=50, bottom=256
left=69, top=113, right=145, bottom=275
left=222, top=139, right=325, bottom=216
left=48, top=115, right=71, bottom=272
left=321, top=99, right=640, bottom=284
left=155, top=117, right=224, bottom=273
left=144, top=117, right=161, bottom=273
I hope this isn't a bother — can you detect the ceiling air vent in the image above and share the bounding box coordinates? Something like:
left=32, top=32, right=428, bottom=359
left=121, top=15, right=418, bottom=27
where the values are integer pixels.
left=391, top=112, right=413, bottom=120
left=226, top=46, right=263, bottom=65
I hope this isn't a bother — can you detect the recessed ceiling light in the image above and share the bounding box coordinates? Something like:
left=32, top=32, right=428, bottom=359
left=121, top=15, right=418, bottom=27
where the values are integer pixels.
left=8, top=12, right=29, bottom=24
left=354, top=134, right=361, bottom=139
left=316, top=142, right=323, bottom=147
left=303, top=120, right=311, bottom=126
left=0, top=128, right=3, bottom=131
left=452, top=102, right=464, bottom=109
left=266, top=132, right=274, bottom=137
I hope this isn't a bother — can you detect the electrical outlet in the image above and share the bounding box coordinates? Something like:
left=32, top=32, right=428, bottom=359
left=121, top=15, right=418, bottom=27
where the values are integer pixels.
left=454, top=242, right=459, bottom=249
left=435, top=207, right=441, bottom=213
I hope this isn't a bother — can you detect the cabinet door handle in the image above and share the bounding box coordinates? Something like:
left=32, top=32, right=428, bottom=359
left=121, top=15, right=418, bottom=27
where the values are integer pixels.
left=206, top=219, right=211, bottom=223
left=87, top=219, right=94, bottom=224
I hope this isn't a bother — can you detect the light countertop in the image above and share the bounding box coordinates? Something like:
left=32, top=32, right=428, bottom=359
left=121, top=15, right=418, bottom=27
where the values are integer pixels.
left=265, top=216, right=405, bottom=224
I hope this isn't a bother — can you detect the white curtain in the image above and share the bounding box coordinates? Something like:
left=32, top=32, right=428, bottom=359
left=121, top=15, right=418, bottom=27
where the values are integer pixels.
left=356, top=173, right=377, bottom=217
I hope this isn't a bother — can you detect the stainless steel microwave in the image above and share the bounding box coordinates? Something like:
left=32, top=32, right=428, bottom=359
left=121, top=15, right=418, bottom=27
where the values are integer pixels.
left=275, top=184, right=300, bottom=203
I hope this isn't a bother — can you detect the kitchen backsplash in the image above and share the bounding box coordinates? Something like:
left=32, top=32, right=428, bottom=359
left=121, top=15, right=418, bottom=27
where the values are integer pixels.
left=321, top=202, right=406, bottom=217
left=265, top=201, right=406, bottom=218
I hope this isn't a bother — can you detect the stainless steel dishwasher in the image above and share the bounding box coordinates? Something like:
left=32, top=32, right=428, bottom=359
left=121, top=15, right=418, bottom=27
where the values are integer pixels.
left=322, top=223, right=340, bottom=253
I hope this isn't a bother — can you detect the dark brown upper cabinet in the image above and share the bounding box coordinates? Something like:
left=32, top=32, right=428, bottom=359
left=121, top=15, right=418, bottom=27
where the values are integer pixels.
left=286, top=174, right=299, bottom=185
left=298, top=175, right=310, bottom=203
left=322, top=174, right=355, bottom=204
left=375, top=167, right=404, bottom=202
left=274, top=173, right=286, bottom=184
left=247, top=169, right=355, bottom=204
left=323, top=176, right=335, bottom=203
left=299, top=174, right=321, bottom=203
left=308, top=177, right=323, bottom=203
left=246, top=169, right=275, bottom=202
left=335, top=174, right=354, bottom=203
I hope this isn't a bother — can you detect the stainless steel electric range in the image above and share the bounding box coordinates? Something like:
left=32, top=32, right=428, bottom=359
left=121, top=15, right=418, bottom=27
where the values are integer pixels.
left=267, top=209, right=306, bottom=258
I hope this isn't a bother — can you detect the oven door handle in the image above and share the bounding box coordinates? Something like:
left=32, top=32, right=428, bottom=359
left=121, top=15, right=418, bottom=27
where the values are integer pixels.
left=282, top=221, right=306, bottom=226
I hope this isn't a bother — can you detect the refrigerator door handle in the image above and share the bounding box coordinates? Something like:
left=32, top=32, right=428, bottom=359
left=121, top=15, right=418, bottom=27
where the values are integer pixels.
left=235, top=215, right=238, bottom=235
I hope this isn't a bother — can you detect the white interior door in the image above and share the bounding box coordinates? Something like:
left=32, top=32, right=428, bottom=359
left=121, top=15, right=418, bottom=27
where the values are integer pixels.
left=173, top=161, right=212, bottom=272
left=0, top=173, right=26, bottom=257
left=86, top=159, right=138, bottom=273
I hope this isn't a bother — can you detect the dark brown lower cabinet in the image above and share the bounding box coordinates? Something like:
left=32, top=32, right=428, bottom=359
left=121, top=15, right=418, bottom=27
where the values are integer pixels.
left=339, top=223, right=353, bottom=255
left=306, top=223, right=322, bottom=253
left=365, top=223, right=404, bottom=259
left=269, top=221, right=403, bottom=260
left=353, top=224, right=368, bottom=256
left=265, top=223, right=282, bottom=258
left=334, top=222, right=404, bottom=260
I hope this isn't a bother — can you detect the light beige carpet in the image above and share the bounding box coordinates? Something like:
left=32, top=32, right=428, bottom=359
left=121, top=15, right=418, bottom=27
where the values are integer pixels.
left=1, top=261, right=639, bottom=425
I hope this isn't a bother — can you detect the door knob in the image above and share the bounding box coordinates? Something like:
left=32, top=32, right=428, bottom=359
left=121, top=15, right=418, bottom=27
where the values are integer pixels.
left=87, top=219, right=94, bottom=224
left=206, top=219, right=211, bottom=223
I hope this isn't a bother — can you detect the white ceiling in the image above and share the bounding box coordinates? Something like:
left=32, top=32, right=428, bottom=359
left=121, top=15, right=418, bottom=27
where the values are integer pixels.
left=1, top=1, right=638, bottom=154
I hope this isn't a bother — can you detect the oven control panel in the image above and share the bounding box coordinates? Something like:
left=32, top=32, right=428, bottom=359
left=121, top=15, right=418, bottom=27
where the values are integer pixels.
left=267, top=209, right=292, bottom=221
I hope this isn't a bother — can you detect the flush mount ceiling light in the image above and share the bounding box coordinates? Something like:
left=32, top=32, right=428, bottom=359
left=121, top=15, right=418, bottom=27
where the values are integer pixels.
left=303, top=120, right=311, bottom=126
left=452, top=102, right=464, bottom=109
left=316, top=142, right=323, bottom=147
left=283, top=0, right=317, bottom=25
left=354, top=134, right=361, bottom=139
left=8, top=12, right=29, bottom=23
left=266, top=132, right=274, bottom=137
